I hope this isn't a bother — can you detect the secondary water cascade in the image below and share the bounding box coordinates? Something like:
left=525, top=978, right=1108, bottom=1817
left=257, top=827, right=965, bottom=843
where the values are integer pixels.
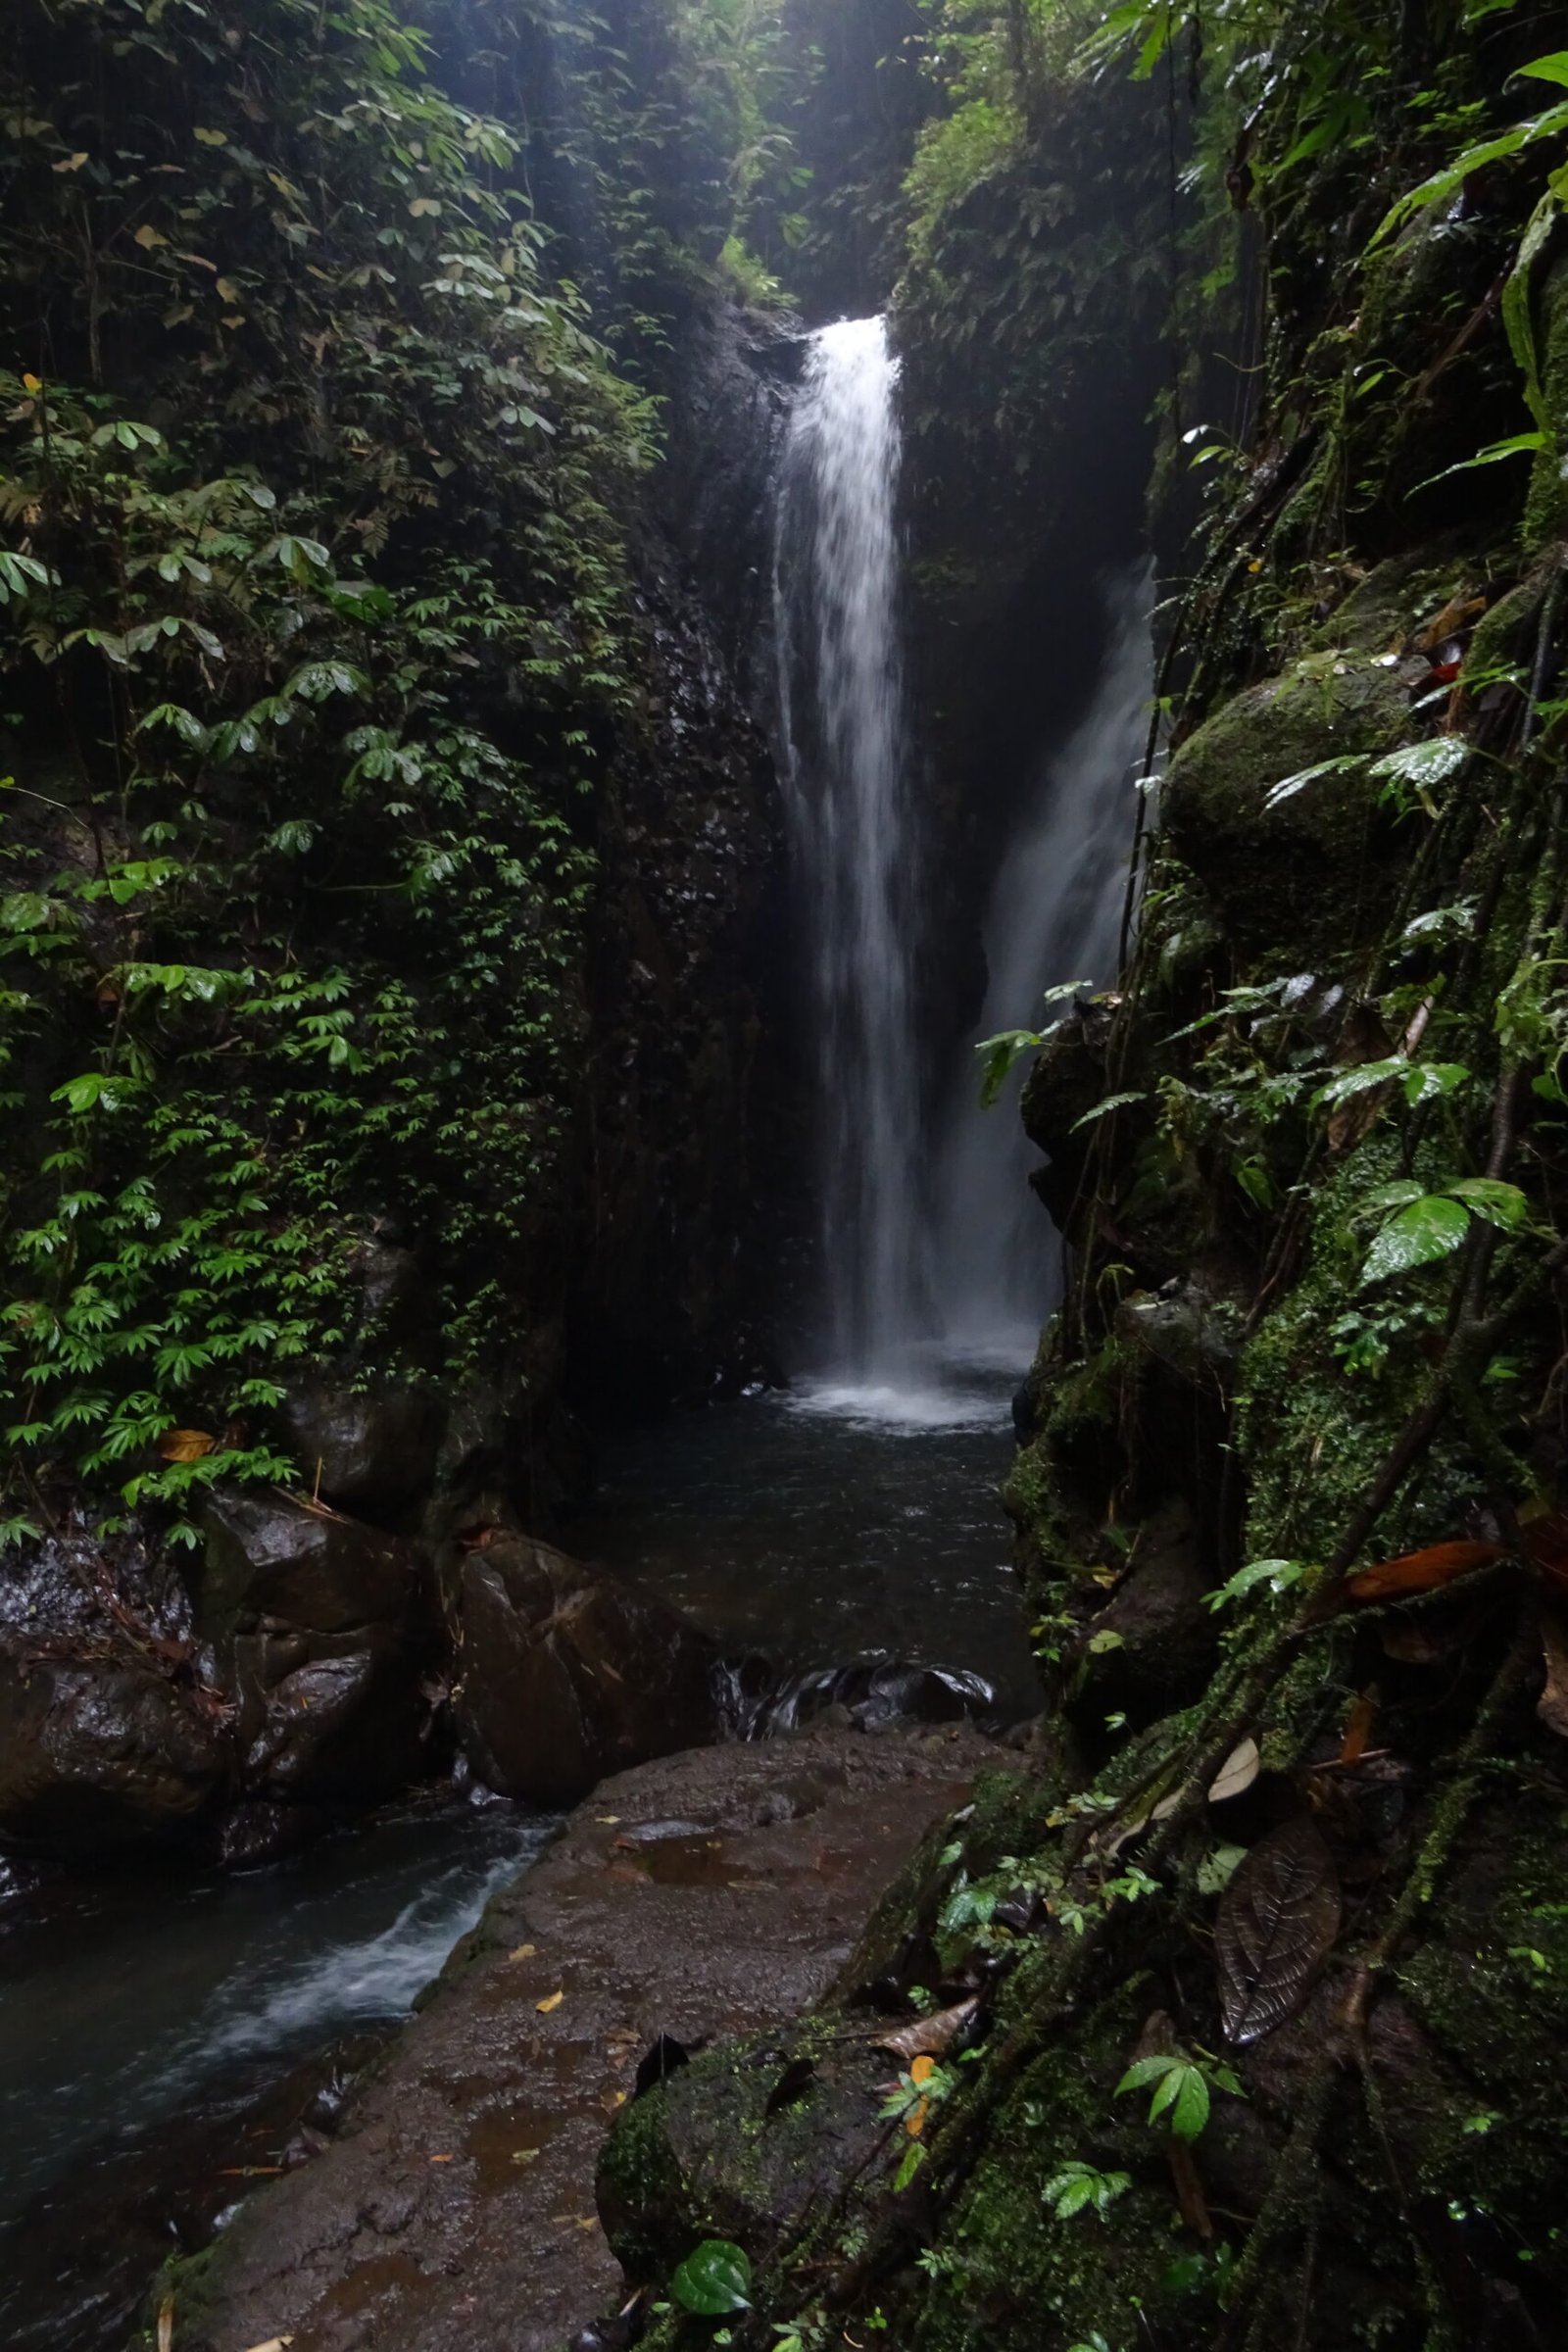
left=930, top=563, right=1156, bottom=1348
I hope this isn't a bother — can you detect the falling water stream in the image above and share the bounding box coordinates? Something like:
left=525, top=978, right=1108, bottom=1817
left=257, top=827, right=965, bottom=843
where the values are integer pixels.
left=774, top=317, right=924, bottom=1381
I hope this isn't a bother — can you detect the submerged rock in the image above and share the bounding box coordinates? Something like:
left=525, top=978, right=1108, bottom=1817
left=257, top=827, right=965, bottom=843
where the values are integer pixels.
left=454, top=1537, right=718, bottom=1805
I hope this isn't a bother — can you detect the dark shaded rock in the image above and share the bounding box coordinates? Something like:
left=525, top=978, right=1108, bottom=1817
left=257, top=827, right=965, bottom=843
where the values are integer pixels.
left=197, top=1490, right=430, bottom=1812
left=0, top=1655, right=224, bottom=1850
left=217, top=1798, right=321, bottom=1870
left=1115, top=1279, right=1241, bottom=1393
left=198, top=1490, right=423, bottom=1648
left=235, top=1638, right=428, bottom=1807
left=1072, top=1495, right=1219, bottom=1726
left=454, top=1538, right=718, bottom=1804
left=279, top=1381, right=443, bottom=1514
left=345, top=1235, right=424, bottom=1336
left=1020, top=995, right=1126, bottom=1228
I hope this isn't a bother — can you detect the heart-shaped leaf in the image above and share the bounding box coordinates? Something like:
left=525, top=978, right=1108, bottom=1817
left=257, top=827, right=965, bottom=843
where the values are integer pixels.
left=1360, top=1194, right=1469, bottom=1286
left=671, top=2238, right=753, bottom=2316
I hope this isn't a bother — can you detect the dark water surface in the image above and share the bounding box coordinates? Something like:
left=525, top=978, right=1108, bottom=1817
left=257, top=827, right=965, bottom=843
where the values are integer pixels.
left=569, top=1354, right=1033, bottom=1711
left=0, top=1356, right=1030, bottom=2344
left=0, top=1802, right=556, bottom=2345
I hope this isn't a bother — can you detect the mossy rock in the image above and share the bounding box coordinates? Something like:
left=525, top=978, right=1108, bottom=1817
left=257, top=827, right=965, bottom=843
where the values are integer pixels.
left=597, top=2017, right=891, bottom=2283
left=1162, top=651, right=1410, bottom=963
left=1307, top=552, right=1474, bottom=660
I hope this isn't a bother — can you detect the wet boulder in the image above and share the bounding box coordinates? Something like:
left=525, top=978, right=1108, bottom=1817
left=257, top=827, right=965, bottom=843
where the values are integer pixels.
left=751, top=1655, right=997, bottom=1738
left=234, top=1635, right=428, bottom=1807
left=197, top=1489, right=430, bottom=1811
left=198, top=1489, right=423, bottom=1646
left=278, top=1379, right=442, bottom=1516
left=455, top=1538, right=719, bottom=1804
left=0, top=1654, right=225, bottom=1850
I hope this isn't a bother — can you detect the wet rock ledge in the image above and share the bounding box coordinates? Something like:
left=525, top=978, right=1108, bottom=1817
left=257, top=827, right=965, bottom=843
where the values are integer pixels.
left=168, top=1725, right=1007, bottom=2352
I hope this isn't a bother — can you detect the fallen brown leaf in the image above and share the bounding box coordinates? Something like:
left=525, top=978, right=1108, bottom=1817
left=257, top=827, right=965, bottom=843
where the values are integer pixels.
left=1339, top=1686, right=1378, bottom=1766
left=536, top=1988, right=564, bottom=2014
left=1346, top=1539, right=1499, bottom=1604
left=1168, top=2139, right=1213, bottom=2243
left=158, top=2296, right=174, bottom=2352
left=157, top=1428, right=217, bottom=1464
left=871, top=1996, right=978, bottom=2066
left=1207, top=1738, right=1259, bottom=1804
left=508, top=1943, right=536, bottom=1961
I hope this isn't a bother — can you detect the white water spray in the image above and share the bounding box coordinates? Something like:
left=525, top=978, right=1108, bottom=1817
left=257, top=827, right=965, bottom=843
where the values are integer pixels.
left=774, top=317, right=922, bottom=1378
left=930, top=563, right=1156, bottom=1351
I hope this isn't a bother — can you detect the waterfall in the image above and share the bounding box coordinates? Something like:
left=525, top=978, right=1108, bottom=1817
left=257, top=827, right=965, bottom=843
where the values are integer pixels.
left=773, top=317, right=922, bottom=1378
left=930, top=562, right=1156, bottom=1354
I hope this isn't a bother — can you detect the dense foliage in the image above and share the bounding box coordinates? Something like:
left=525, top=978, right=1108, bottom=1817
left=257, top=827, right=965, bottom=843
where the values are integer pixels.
left=0, top=0, right=695, bottom=1545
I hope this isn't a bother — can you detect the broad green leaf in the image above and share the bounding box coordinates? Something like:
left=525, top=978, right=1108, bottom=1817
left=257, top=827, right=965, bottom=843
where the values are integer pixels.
left=975, top=1028, right=1040, bottom=1108
left=1417, top=431, right=1546, bottom=491
left=1372, top=100, right=1568, bottom=245
left=1401, top=1061, right=1469, bottom=1106
left=670, top=2239, right=753, bottom=2316
left=1196, top=1843, right=1248, bottom=1897
left=1359, top=1180, right=1425, bottom=1214
left=1517, top=51, right=1568, bottom=89
left=1368, top=739, right=1470, bottom=790
left=1314, top=1057, right=1403, bottom=1109
left=1444, top=1177, right=1530, bottom=1229
left=1151, top=2062, right=1210, bottom=2140
left=2, top=891, right=53, bottom=933
left=1115, top=2055, right=1175, bottom=2093
left=1360, top=1195, right=1470, bottom=1286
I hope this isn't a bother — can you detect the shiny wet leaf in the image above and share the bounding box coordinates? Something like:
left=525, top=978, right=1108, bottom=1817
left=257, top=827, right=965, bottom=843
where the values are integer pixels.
left=670, top=2237, right=753, bottom=2316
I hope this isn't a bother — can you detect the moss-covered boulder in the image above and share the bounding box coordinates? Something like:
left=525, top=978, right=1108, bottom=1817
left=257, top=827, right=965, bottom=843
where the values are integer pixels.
left=1162, top=651, right=1410, bottom=961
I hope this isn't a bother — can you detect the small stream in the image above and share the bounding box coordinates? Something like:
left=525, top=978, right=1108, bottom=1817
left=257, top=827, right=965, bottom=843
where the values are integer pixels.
left=0, top=1801, right=558, bottom=2348
left=0, top=1366, right=1032, bottom=2348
